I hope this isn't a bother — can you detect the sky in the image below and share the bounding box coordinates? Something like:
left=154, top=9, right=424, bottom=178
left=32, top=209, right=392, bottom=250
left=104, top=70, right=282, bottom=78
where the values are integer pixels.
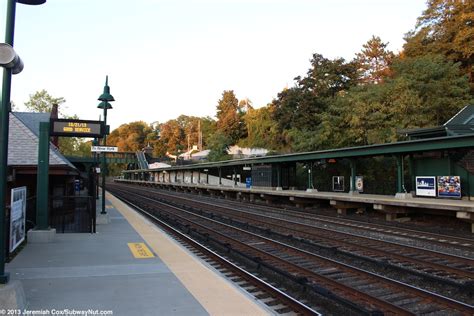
left=1, top=0, right=427, bottom=130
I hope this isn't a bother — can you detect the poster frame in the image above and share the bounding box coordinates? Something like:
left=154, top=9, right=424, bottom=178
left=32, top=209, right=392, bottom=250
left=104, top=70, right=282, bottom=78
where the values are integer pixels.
left=9, top=186, right=27, bottom=253
left=415, top=176, right=437, bottom=197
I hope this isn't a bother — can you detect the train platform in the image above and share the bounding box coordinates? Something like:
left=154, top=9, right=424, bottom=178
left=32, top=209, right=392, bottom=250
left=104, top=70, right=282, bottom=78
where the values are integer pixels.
left=5, top=192, right=270, bottom=315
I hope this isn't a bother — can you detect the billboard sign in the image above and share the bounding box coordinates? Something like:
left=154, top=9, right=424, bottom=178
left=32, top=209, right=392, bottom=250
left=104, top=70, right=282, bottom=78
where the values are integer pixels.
left=9, top=186, right=27, bottom=253
left=415, top=176, right=436, bottom=197
left=437, top=176, right=461, bottom=198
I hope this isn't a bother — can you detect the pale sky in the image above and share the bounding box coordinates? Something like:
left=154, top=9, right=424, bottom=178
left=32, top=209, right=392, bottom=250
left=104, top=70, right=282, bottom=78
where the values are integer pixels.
left=2, top=0, right=427, bottom=130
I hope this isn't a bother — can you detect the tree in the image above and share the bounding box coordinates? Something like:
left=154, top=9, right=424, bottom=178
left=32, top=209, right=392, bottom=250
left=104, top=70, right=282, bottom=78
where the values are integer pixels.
left=355, top=36, right=395, bottom=84
left=107, top=121, right=152, bottom=152
left=271, top=53, right=358, bottom=151
left=239, top=105, right=280, bottom=150
left=404, top=0, right=474, bottom=86
left=24, top=89, right=66, bottom=113
left=23, top=90, right=90, bottom=156
left=216, top=90, right=247, bottom=144
left=390, top=54, right=472, bottom=126
left=319, top=54, right=472, bottom=148
left=207, top=133, right=231, bottom=162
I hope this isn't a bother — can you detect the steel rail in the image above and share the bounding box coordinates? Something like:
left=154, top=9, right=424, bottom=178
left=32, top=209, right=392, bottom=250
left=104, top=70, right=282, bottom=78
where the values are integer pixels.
left=112, top=192, right=322, bottom=316
left=109, top=185, right=474, bottom=315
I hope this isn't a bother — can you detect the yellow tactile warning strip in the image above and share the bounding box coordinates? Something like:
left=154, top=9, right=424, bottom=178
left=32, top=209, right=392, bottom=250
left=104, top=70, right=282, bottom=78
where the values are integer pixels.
left=127, top=242, right=155, bottom=258
left=107, top=192, right=269, bottom=316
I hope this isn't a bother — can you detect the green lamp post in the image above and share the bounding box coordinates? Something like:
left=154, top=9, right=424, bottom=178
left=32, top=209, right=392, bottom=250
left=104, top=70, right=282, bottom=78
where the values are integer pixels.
left=97, top=76, right=114, bottom=215
left=0, top=0, right=46, bottom=285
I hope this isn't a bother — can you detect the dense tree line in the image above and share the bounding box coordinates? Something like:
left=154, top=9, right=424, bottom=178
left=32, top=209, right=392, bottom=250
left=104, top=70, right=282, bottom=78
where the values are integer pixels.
left=107, top=1, right=473, bottom=160
left=23, top=1, right=474, bottom=162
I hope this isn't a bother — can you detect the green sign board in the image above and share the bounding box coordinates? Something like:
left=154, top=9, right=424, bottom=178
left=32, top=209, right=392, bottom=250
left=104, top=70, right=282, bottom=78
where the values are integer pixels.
left=50, top=119, right=105, bottom=138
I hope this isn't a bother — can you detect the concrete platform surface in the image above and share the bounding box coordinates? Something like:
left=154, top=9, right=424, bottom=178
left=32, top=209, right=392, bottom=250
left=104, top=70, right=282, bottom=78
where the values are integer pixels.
left=5, top=192, right=270, bottom=316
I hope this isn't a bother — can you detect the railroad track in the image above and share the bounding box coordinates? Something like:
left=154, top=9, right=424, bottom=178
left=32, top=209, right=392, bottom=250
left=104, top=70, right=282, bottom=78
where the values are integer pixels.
left=111, top=183, right=474, bottom=287
left=108, top=184, right=474, bottom=315
left=113, top=192, right=320, bottom=316
left=221, top=197, right=474, bottom=252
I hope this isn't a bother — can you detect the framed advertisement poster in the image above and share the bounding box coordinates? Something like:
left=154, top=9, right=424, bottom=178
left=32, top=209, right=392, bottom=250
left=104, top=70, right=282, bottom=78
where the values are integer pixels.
left=332, top=176, right=344, bottom=192
left=437, top=176, right=461, bottom=198
left=10, top=186, right=27, bottom=253
left=415, top=176, right=436, bottom=197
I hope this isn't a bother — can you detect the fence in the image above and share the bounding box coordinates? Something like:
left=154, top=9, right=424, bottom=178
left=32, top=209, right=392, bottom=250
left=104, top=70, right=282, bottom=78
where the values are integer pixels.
left=50, top=195, right=96, bottom=233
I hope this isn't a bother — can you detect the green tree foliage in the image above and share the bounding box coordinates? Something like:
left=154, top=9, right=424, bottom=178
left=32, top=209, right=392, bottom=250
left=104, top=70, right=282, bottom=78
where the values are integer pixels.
left=355, top=35, right=395, bottom=84
left=389, top=54, right=472, bottom=126
left=272, top=53, right=358, bottom=135
left=207, top=132, right=231, bottom=162
left=24, top=89, right=66, bottom=113
left=216, top=90, right=247, bottom=144
left=239, top=105, right=280, bottom=149
left=404, top=0, right=474, bottom=86
left=24, top=90, right=89, bottom=156
left=320, top=54, right=472, bottom=147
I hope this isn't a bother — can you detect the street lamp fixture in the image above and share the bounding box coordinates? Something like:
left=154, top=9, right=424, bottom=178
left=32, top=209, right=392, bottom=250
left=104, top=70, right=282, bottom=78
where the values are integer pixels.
left=0, top=0, right=46, bottom=285
left=97, top=76, right=114, bottom=215
left=0, top=43, right=23, bottom=74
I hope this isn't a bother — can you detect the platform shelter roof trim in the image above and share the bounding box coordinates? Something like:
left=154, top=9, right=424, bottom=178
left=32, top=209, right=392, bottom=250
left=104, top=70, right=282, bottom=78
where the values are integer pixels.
left=400, top=105, right=474, bottom=139
left=123, top=134, right=474, bottom=173
left=8, top=112, right=76, bottom=170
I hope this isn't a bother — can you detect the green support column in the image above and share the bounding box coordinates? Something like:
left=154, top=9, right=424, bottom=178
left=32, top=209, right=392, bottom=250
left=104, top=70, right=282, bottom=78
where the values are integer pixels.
left=233, top=168, right=237, bottom=186
left=36, top=122, right=50, bottom=230
left=396, top=155, right=404, bottom=193
left=408, top=154, right=415, bottom=193
left=350, top=159, right=357, bottom=192
left=218, top=168, right=222, bottom=185
left=198, top=170, right=201, bottom=184
left=0, top=0, right=16, bottom=285
left=0, top=0, right=46, bottom=285
left=276, top=164, right=282, bottom=189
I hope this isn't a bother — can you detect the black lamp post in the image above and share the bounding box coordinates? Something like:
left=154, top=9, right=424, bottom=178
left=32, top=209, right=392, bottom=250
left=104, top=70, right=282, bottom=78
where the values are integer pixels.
left=97, top=76, right=114, bottom=215
left=0, top=0, right=46, bottom=285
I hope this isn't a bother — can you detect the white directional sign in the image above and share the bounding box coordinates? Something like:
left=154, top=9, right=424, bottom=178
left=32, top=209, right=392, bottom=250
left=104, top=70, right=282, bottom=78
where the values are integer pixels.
left=91, top=146, right=118, bottom=153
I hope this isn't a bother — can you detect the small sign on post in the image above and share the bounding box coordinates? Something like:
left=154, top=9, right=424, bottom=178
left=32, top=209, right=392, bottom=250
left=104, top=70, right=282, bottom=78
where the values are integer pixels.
left=91, top=146, right=118, bottom=153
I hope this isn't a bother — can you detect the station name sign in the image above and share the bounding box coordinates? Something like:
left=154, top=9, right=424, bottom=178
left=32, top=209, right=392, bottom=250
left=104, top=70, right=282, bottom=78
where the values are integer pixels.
left=50, top=119, right=105, bottom=138
left=91, top=146, right=118, bottom=153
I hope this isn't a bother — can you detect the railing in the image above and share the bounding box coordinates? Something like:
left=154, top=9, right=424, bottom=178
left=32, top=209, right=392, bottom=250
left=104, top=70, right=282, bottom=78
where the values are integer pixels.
left=135, top=151, right=149, bottom=169
left=50, top=195, right=96, bottom=233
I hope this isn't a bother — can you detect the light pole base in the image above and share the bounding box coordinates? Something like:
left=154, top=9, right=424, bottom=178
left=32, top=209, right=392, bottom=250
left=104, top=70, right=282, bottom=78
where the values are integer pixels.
left=0, top=280, right=26, bottom=310
left=0, top=272, right=10, bottom=284
left=395, top=192, right=413, bottom=199
left=96, top=213, right=110, bottom=225
left=27, top=228, right=56, bottom=243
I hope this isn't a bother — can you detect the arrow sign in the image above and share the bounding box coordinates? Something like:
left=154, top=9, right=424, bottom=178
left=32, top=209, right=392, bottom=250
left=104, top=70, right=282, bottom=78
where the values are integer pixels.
left=91, top=146, right=118, bottom=153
